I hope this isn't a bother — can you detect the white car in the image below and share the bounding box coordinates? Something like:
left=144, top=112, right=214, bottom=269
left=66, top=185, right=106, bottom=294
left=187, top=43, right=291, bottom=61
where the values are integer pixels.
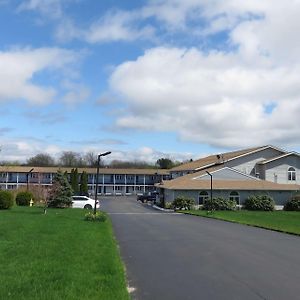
left=71, top=196, right=100, bottom=210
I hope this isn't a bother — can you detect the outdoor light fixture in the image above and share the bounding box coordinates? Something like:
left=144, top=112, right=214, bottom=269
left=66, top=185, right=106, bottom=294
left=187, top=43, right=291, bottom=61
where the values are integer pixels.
left=26, top=168, right=34, bottom=191
left=94, top=151, right=112, bottom=214
left=206, top=171, right=213, bottom=203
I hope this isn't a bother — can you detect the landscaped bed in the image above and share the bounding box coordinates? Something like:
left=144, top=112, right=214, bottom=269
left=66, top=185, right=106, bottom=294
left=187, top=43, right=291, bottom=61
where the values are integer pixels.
left=180, top=210, right=300, bottom=235
left=0, top=206, right=130, bottom=300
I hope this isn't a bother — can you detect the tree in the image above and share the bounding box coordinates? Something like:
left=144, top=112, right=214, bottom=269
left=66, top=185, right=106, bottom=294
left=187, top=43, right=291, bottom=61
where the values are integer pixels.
left=48, top=170, right=73, bottom=208
left=59, top=151, right=80, bottom=167
left=80, top=171, right=89, bottom=196
left=84, top=151, right=98, bottom=167
left=27, top=153, right=55, bottom=166
left=70, top=168, right=79, bottom=195
left=109, top=160, right=154, bottom=169
left=156, top=158, right=175, bottom=169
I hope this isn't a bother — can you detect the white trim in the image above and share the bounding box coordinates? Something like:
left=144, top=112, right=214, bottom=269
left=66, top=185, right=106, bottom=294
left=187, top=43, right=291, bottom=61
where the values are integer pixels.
left=258, top=152, right=300, bottom=165
left=192, top=167, right=261, bottom=181
left=193, top=145, right=286, bottom=172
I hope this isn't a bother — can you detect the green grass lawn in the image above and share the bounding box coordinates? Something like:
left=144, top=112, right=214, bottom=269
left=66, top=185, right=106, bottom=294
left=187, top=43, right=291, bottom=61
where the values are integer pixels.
left=181, top=210, right=300, bottom=235
left=0, top=206, right=130, bottom=300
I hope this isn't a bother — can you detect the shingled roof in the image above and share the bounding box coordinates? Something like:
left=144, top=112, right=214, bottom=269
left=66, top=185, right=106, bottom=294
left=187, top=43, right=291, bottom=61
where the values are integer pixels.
left=170, top=145, right=286, bottom=172
left=158, top=166, right=300, bottom=191
left=0, top=166, right=169, bottom=175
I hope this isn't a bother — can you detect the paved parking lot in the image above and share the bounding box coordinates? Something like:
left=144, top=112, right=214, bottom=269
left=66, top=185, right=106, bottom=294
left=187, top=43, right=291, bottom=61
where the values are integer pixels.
left=101, top=196, right=300, bottom=300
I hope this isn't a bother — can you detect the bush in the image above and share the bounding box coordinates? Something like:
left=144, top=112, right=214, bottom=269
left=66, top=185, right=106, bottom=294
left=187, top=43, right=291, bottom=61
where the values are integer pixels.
left=0, top=191, right=14, bottom=209
left=48, top=171, right=73, bottom=208
left=172, top=196, right=195, bottom=210
left=16, top=191, right=34, bottom=206
left=84, top=211, right=107, bottom=222
left=284, top=195, right=300, bottom=211
left=244, top=194, right=275, bottom=211
left=203, top=197, right=236, bottom=211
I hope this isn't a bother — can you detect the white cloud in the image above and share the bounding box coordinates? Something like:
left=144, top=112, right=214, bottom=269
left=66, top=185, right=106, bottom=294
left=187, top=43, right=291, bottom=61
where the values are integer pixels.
left=0, top=138, right=62, bottom=162
left=0, top=47, right=78, bottom=105
left=109, top=0, right=300, bottom=149
left=56, top=9, right=155, bottom=43
left=17, top=0, right=63, bottom=18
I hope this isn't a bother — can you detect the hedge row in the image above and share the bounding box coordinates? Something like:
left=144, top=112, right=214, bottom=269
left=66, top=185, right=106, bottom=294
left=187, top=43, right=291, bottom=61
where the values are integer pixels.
left=0, top=191, right=34, bottom=210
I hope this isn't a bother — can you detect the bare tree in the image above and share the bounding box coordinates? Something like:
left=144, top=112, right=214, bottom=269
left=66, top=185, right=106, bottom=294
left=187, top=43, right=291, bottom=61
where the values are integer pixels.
left=83, top=151, right=98, bottom=167
left=59, top=151, right=81, bottom=167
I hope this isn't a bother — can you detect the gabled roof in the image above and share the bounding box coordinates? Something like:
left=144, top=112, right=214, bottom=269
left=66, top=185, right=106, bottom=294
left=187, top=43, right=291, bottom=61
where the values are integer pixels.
left=158, top=166, right=300, bottom=191
left=258, top=152, right=300, bottom=165
left=170, top=145, right=286, bottom=172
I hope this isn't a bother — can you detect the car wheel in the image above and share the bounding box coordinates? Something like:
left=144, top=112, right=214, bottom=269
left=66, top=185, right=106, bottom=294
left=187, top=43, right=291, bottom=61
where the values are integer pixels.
left=84, top=204, right=92, bottom=210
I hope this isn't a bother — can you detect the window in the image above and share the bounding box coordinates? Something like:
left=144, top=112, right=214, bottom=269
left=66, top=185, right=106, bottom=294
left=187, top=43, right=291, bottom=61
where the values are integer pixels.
left=199, top=191, right=209, bottom=205
left=288, top=167, right=296, bottom=181
left=115, top=175, right=123, bottom=180
left=229, top=191, right=240, bottom=205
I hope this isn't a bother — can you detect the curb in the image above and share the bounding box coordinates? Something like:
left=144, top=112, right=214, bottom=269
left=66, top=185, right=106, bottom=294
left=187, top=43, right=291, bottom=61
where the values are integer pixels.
left=152, top=204, right=175, bottom=213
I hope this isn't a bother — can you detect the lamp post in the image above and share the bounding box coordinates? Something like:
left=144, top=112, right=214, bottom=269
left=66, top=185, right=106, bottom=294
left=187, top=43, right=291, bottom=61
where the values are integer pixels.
left=206, top=171, right=213, bottom=204
left=94, top=151, right=111, bottom=214
left=26, top=168, right=34, bottom=191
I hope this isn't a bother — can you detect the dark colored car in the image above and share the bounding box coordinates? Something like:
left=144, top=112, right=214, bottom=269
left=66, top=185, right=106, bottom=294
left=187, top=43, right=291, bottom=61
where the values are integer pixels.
left=137, top=191, right=159, bottom=203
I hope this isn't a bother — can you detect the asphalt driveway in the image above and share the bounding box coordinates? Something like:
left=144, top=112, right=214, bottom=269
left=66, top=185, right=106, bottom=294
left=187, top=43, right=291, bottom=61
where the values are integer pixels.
left=101, top=196, right=300, bottom=300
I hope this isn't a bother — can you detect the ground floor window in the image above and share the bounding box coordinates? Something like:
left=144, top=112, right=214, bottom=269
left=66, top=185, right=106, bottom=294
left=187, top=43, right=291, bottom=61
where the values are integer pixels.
left=199, top=191, right=209, bottom=205
left=229, top=191, right=240, bottom=204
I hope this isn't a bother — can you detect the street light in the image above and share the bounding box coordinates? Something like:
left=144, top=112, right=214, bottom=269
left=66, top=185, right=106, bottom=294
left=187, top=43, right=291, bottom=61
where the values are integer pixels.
left=94, top=151, right=111, bottom=214
left=206, top=171, right=213, bottom=204
left=26, top=168, right=34, bottom=191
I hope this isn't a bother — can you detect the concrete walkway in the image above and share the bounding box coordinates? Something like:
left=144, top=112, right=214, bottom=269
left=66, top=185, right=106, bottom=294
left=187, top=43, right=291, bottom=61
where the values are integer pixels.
left=101, top=196, right=300, bottom=300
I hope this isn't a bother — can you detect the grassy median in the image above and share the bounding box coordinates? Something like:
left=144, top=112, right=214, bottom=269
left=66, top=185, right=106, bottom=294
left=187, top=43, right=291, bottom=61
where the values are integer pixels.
left=181, top=210, right=300, bottom=235
left=0, top=206, right=130, bottom=300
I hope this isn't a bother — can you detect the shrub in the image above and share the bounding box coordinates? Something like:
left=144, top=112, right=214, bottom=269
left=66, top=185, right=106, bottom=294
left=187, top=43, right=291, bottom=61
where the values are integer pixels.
left=48, top=171, right=73, bottom=208
left=203, top=197, right=236, bottom=211
left=0, top=191, right=14, bottom=209
left=284, top=195, right=300, bottom=211
left=244, top=194, right=275, bottom=211
left=164, top=202, right=173, bottom=209
left=172, top=196, right=195, bottom=210
left=16, top=191, right=34, bottom=206
left=84, top=211, right=107, bottom=222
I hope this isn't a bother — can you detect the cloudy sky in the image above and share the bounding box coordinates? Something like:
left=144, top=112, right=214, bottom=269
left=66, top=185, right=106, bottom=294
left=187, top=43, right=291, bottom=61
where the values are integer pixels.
left=0, top=0, right=299, bottom=163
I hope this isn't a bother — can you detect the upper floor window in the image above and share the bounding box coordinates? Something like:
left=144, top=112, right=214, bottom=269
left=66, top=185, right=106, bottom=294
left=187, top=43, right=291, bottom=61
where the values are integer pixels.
left=288, top=167, right=296, bottom=181
left=229, top=191, right=240, bottom=204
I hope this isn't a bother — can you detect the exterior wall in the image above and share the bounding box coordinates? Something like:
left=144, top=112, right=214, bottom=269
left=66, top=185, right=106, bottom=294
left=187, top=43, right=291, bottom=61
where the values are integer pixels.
left=163, top=189, right=295, bottom=206
left=0, top=169, right=166, bottom=196
left=264, top=155, right=300, bottom=184
left=196, top=168, right=255, bottom=181
left=227, top=148, right=284, bottom=177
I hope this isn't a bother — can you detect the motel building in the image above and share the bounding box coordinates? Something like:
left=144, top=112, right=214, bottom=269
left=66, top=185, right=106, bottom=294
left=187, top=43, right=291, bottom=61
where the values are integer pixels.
left=0, top=166, right=169, bottom=196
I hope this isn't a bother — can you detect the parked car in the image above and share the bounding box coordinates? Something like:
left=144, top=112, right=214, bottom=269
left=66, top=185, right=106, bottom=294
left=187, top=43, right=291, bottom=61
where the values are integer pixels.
left=137, top=191, right=159, bottom=203
left=71, top=196, right=99, bottom=210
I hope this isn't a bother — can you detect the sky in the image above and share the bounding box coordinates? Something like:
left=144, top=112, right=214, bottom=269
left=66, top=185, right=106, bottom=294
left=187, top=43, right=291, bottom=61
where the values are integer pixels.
left=1, top=0, right=300, bottom=163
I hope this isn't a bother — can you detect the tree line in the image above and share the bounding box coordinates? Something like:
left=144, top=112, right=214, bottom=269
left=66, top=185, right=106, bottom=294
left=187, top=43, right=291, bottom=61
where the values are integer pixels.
left=0, top=152, right=190, bottom=169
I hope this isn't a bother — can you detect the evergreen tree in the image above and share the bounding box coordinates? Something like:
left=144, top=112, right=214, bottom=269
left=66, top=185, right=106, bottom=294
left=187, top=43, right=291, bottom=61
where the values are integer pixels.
left=70, top=168, right=79, bottom=195
left=48, top=170, right=73, bottom=208
left=80, top=171, right=89, bottom=196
